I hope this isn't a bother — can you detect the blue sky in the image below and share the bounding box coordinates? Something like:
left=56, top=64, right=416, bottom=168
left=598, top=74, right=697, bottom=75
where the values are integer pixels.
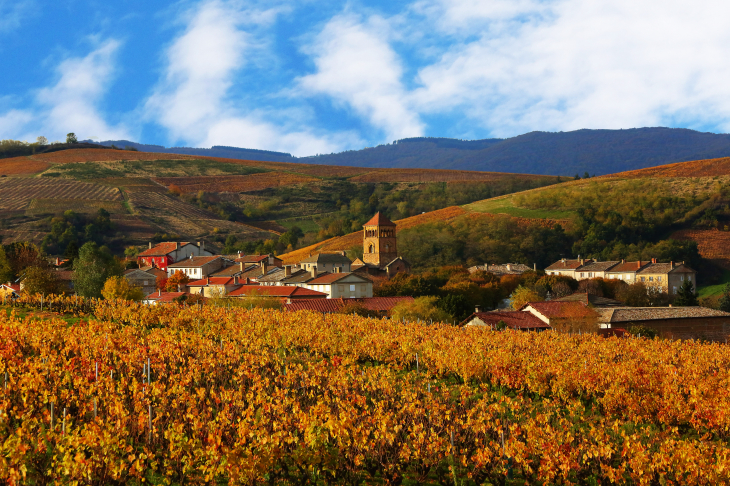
left=2, top=0, right=730, bottom=156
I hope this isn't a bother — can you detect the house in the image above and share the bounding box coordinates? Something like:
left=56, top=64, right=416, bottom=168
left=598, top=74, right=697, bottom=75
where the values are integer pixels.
left=284, top=296, right=414, bottom=315
left=468, top=263, right=535, bottom=276
left=258, top=265, right=304, bottom=286
left=299, top=253, right=352, bottom=273
left=597, top=306, right=730, bottom=341
left=636, top=260, right=697, bottom=294
left=0, top=283, right=20, bottom=299
left=144, top=290, right=202, bottom=305
left=123, top=268, right=157, bottom=295
left=297, top=272, right=374, bottom=299
left=604, top=260, right=651, bottom=283
left=520, top=301, right=600, bottom=330
left=187, top=277, right=243, bottom=298
left=545, top=258, right=593, bottom=278
left=167, top=256, right=231, bottom=279
left=137, top=241, right=214, bottom=270
left=574, top=261, right=620, bottom=280
left=554, top=293, right=625, bottom=307
left=139, top=266, right=167, bottom=282
left=460, top=310, right=550, bottom=331
left=229, top=253, right=284, bottom=268
left=227, top=285, right=327, bottom=301
left=351, top=213, right=410, bottom=279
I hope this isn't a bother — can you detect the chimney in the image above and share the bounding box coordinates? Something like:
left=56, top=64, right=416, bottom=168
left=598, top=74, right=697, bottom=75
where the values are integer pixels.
left=622, top=259, right=625, bottom=264
left=149, top=242, right=153, bottom=249
left=268, top=254, right=274, bottom=265
left=158, top=289, right=161, bottom=296
left=245, top=277, right=250, bottom=285
left=284, top=265, right=292, bottom=277
left=56, top=257, right=60, bottom=266
left=340, top=251, right=346, bottom=256
left=580, top=259, right=584, bottom=265
left=534, top=263, right=537, bottom=271
left=475, top=305, right=481, bottom=313
left=637, top=261, right=640, bottom=269
left=260, top=261, right=268, bottom=274
left=238, top=251, right=242, bottom=257
left=189, top=254, right=193, bottom=259
left=506, top=264, right=512, bottom=271
left=670, top=261, right=674, bottom=269
left=234, top=276, right=238, bottom=285
left=206, top=277, right=210, bottom=285
left=311, top=266, right=317, bottom=278
left=240, top=262, right=244, bottom=272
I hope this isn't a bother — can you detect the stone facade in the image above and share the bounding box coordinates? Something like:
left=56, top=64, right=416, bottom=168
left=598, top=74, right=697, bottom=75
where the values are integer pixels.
left=362, top=212, right=398, bottom=267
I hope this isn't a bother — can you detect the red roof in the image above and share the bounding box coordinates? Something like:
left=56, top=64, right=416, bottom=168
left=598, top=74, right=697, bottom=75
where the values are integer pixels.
left=227, top=285, right=327, bottom=298
left=364, top=212, right=396, bottom=227
left=462, top=311, right=549, bottom=330
left=139, top=242, right=190, bottom=257
left=521, top=301, right=598, bottom=319
left=187, top=277, right=238, bottom=286
left=285, top=296, right=413, bottom=313
left=0, top=283, right=20, bottom=293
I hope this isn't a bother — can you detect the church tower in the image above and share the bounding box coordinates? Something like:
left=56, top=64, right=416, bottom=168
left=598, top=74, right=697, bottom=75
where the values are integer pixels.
left=362, top=212, right=398, bottom=267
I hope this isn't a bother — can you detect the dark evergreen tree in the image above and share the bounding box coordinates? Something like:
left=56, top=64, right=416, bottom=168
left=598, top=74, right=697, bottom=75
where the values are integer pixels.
left=674, top=279, right=699, bottom=306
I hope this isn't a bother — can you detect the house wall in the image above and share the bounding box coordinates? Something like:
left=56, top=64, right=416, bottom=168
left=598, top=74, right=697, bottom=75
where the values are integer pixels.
left=125, top=274, right=156, bottom=295
left=168, top=259, right=226, bottom=279
left=612, top=316, right=730, bottom=341
left=301, top=262, right=351, bottom=273
left=605, top=272, right=636, bottom=283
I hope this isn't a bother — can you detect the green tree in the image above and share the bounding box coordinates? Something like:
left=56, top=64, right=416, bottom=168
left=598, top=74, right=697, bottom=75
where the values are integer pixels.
left=718, top=283, right=730, bottom=312
left=66, top=133, right=78, bottom=144
left=674, top=279, right=699, bottom=307
left=72, top=242, right=122, bottom=298
left=390, top=296, right=451, bottom=323
left=510, top=286, right=541, bottom=310
left=0, top=246, right=14, bottom=284
left=22, top=267, right=63, bottom=296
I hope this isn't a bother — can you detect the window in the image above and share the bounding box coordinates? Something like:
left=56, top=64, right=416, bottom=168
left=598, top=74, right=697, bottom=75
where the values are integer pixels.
left=580, top=273, right=584, bottom=278
left=143, top=280, right=148, bottom=286
left=688, top=275, right=692, bottom=282
left=350, top=285, right=356, bottom=292
left=681, top=275, right=684, bottom=281
left=657, top=276, right=662, bottom=282
left=673, top=286, right=677, bottom=294
left=588, top=272, right=593, bottom=278
left=649, top=276, right=653, bottom=282
left=641, top=277, right=645, bottom=282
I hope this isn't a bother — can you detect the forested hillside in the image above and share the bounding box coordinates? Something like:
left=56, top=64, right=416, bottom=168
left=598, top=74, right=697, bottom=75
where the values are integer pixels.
left=97, top=127, right=730, bottom=176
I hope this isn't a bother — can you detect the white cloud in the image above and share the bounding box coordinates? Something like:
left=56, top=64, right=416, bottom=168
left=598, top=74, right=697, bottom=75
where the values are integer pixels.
left=0, top=0, right=33, bottom=34
left=36, top=40, right=129, bottom=141
left=298, top=13, right=425, bottom=141
left=411, top=0, right=730, bottom=136
left=145, top=0, right=348, bottom=156
left=0, top=110, right=33, bottom=140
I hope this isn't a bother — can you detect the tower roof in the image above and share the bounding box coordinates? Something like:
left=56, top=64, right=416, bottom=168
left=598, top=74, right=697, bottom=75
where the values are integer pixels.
left=364, top=212, right=396, bottom=227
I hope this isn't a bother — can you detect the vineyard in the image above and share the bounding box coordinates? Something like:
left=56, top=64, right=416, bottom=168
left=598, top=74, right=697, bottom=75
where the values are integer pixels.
left=0, top=295, right=729, bottom=484
left=349, top=170, right=552, bottom=184
left=617, top=156, right=730, bottom=178
left=0, top=178, right=122, bottom=211
left=672, top=228, right=730, bottom=269
left=154, top=172, right=319, bottom=193
left=0, top=157, right=50, bottom=175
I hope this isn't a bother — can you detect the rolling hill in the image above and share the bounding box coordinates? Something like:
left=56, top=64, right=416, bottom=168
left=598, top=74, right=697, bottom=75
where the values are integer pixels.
left=97, top=127, right=730, bottom=176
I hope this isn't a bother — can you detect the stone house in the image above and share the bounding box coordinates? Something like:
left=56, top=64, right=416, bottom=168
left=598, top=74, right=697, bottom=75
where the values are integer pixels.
left=460, top=310, right=550, bottom=330
left=597, top=307, right=730, bottom=341
left=468, top=263, right=535, bottom=276
left=299, top=253, right=352, bottom=273
left=574, top=261, right=620, bottom=280
left=545, top=258, right=594, bottom=278
left=603, top=260, right=651, bottom=283
left=123, top=268, right=157, bottom=295
left=636, top=260, right=697, bottom=295
left=187, top=276, right=243, bottom=298
left=299, top=272, right=374, bottom=299
left=227, top=285, right=328, bottom=301
left=137, top=241, right=214, bottom=270
left=167, top=256, right=231, bottom=279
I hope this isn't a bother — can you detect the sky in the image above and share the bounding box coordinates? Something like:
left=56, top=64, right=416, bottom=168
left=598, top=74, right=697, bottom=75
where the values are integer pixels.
left=2, top=0, right=730, bottom=156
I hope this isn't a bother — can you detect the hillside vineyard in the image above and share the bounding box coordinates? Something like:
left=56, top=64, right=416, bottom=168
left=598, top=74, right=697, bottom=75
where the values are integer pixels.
left=1, top=296, right=729, bottom=484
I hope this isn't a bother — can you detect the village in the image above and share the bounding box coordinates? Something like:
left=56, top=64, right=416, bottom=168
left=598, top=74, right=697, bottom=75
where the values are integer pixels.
left=84, top=211, right=729, bottom=342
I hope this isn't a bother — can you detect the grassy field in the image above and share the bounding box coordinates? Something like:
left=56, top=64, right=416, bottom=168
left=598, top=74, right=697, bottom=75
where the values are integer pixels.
left=698, top=270, right=730, bottom=297
left=464, top=195, right=575, bottom=219
left=277, top=216, right=322, bottom=234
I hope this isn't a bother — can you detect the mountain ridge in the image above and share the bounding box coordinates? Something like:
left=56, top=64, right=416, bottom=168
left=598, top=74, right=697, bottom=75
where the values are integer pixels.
left=95, top=127, right=730, bottom=176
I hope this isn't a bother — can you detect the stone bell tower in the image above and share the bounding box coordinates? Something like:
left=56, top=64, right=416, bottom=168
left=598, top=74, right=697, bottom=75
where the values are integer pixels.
left=362, top=212, right=398, bottom=267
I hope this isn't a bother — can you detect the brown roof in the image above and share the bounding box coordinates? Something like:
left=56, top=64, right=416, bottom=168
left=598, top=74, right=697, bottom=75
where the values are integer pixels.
left=637, top=263, right=696, bottom=274
left=168, top=256, right=221, bottom=268
left=545, top=259, right=592, bottom=271
left=578, top=261, right=620, bottom=272
left=461, top=311, right=549, bottom=330
left=598, top=306, right=730, bottom=323
left=469, top=263, right=532, bottom=275
left=233, top=254, right=282, bottom=264
left=521, top=301, right=598, bottom=319
left=210, top=265, right=247, bottom=277
left=145, top=291, right=199, bottom=303
left=228, top=285, right=327, bottom=298
left=607, top=261, right=650, bottom=273
left=284, top=296, right=413, bottom=313
left=555, top=293, right=624, bottom=307
left=188, top=277, right=239, bottom=287
left=299, top=253, right=352, bottom=265
left=308, top=272, right=371, bottom=284
left=364, top=212, right=396, bottom=227
left=138, top=242, right=190, bottom=257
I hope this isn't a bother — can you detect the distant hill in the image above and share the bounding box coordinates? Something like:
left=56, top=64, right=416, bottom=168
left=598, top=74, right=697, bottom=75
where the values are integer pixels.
left=96, top=128, right=730, bottom=176
left=90, top=140, right=294, bottom=162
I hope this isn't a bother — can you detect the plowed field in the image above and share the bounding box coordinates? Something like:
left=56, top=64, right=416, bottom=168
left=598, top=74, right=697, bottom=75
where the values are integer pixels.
left=154, top=172, right=318, bottom=193
left=349, top=170, right=552, bottom=183
left=0, top=157, right=50, bottom=175
left=672, top=228, right=730, bottom=269
left=0, top=178, right=122, bottom=210
left=617, top=156, right=730, bottom=178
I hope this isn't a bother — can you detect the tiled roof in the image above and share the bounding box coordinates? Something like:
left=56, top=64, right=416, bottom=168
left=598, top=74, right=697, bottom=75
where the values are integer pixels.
left=606, top=261, right=650, bottom=272
left=555, top=293, right=624, bottom=307
left=187, top=277, right=239, bottom=287
left=282, top=270, right=330, bottom=284
left=145, top=291, right=199, bottom=303
left=364, top=212, right=396, bottom=227
left=138, top=242, right=190, bottom=257
left=308, top=272, right=371, bottom=284
left=522, top=301, right=598, bottom=319
left=257, top=267, right=299, bottom=283
left=228, top=285, right=327, bottom=298
left=637, top=263, right=696, bottom=274
left=461, top=311, right=549, bottom=330
left=236, top=254, right=282, bottom=264
left=209, top=265, right=247, bottom=277
left=168, top=256, right=221, bottom=268
left=1, top=283, right=20, bottom=293
left=384, top=256, right=410, bottom=268
left=285, top=296, right=413, bottom=313
left=299, top=253, right=352, bottom=264
left=598, top=306, right=730, bottom=323
left=545, top=259, right=591, bottom=271
left=578, top=261, right=620, bottom=272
